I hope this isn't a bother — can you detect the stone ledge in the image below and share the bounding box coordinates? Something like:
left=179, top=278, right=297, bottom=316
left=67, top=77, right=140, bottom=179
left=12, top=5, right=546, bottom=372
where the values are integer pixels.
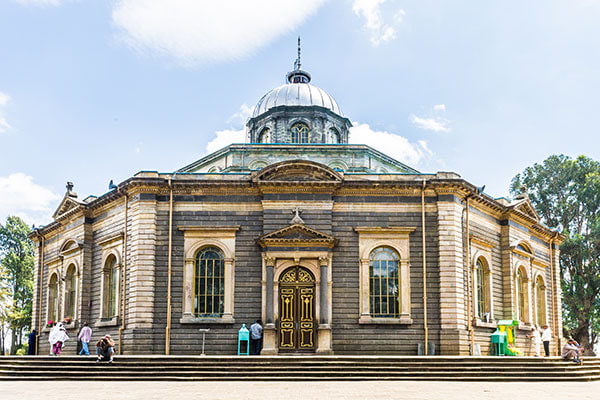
left=358, top=316, right=413, bottom=325
left=180, top=315, right=235, bottom=325
left=96, top=317, right=119, bottom=327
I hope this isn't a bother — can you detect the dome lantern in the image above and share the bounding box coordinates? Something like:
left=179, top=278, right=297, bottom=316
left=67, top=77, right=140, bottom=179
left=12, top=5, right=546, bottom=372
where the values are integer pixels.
left=247, top=38, right=352, bottom=145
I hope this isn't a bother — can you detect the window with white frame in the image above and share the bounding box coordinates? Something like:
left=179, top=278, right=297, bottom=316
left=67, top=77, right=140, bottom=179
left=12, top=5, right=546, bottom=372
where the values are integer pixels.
left=355, top=227, right=415, bottom=324
left=516, top=266, right=529, bottom=322
left=102, top=254, right=118, bottom=319
left=47, top=273, right=59, bottom=323
left=180, top=226, right=238, bottom=324
left=64, top=264, right=77, bottom=320
left=535, top=275, right=547, bottom=326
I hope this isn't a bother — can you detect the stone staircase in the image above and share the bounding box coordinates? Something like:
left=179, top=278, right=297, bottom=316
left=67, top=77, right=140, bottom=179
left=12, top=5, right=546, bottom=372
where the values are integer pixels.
left=1, top=356, right=599, bottom=381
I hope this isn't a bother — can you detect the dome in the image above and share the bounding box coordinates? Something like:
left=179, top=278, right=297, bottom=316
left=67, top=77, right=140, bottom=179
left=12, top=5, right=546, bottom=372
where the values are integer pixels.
left=252, top=82, right=343, bottom=118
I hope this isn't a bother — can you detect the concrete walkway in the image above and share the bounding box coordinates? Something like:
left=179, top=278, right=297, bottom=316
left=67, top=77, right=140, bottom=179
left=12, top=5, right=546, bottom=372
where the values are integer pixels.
left=0, top=380, right=598, bottom=400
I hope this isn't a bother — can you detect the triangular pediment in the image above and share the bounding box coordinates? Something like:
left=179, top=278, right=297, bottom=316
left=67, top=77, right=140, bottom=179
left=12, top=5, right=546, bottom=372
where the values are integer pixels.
left=52, top=195, right=84, bottom=220
left=257, top=224, right=336, bottom=248
left=511, top=199, right=540, bottom=221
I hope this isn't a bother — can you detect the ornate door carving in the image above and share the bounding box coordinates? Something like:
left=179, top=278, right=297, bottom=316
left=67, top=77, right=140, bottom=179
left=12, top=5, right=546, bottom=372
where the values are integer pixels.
left=278, top=266, right=316, bottom=351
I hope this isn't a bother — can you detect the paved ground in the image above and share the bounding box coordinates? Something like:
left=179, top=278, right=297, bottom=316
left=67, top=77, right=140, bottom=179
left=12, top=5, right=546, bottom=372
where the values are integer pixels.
left=0, top=380, right=598, bottom=400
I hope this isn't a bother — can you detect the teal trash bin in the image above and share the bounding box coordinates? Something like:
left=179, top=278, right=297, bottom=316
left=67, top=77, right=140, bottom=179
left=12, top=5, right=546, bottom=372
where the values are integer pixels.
left=490, top=329, right=507, bottom=356
left=238, top=324, right=250, bottom=355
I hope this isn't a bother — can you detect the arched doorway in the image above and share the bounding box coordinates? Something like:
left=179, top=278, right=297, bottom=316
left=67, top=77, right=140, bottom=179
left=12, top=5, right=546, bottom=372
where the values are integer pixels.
left=278, top=266, right=316, bottom=352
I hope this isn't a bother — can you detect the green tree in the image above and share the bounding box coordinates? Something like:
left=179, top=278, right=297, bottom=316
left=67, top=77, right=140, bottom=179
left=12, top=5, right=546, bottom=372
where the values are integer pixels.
left=511, top=154, right=600, bottom=355
left=0, top=216, right=34, bottom=354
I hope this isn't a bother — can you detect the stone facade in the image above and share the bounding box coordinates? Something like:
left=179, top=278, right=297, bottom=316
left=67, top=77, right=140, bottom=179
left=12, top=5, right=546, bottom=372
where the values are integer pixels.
left=30, top=60, right=564, bottom=357
left=30, top=165, right=563, bottom=356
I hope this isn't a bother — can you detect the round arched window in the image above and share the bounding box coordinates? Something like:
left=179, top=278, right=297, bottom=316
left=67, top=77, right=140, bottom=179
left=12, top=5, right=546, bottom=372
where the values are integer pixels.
left=259, top=128, right=271, bottom=143
left=328, top=128, right=340, bottom=144
left=290, top=122, right=310, bottom=143
left=194, top=247, right=225, bottom=317
left=369, top=247, right=400, bottom=317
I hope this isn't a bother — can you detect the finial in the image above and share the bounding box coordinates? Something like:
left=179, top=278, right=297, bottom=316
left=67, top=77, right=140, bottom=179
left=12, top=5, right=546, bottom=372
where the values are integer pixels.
left=66, top=181, right=78, bottom=198
left=297, top=36, right=301, bottom=70
left=290, top=207, right=305, bottom=225
left=287, top=37, right=311, bottom=84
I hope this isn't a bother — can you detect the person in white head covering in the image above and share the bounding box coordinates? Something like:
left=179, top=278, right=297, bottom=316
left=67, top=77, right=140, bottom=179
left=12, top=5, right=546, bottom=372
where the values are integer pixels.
left=48, top=322, right=69, bottom=356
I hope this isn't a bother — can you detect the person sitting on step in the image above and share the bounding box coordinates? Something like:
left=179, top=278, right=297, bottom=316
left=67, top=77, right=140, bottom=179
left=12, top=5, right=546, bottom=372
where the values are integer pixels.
left=561, top=338, right=582, bottom=364
left=96, top=335, right=115, bottom=363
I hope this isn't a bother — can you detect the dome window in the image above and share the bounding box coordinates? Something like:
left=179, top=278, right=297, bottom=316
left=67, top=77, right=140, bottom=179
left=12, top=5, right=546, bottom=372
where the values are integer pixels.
left=259, top=128, right=271, bottom=143
left=290, top=122, right=310, bottom=143
left=329, top=128, right=340, bottom=144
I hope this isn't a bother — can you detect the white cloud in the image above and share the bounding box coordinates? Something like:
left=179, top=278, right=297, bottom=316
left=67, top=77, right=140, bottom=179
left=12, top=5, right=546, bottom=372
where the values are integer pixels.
left=227, top=104, right=254, bottom=128
left=13, top=0, right=63, bottom=6
left=205, top=129, right=245, bottom=154
left=0, top=92, right=11, bottom=134
left=349, top=122, right=431, bottom=166
left=410, top=104, right=451, bottom=132
left=410, top=115, right=450, bottom=132
left=352, top=0, right=405, bottom=46
left=0, top=93, right=9, bottom=107
left=0, top=117, right=11, bottom=133
left=112, top=0, right=327, bottom=66
left=0, top=173, right=61, bottom=225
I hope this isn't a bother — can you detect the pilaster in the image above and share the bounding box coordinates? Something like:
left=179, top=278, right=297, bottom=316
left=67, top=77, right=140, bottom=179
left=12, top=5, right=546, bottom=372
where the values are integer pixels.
left=437, top=196, right=469, bottom=355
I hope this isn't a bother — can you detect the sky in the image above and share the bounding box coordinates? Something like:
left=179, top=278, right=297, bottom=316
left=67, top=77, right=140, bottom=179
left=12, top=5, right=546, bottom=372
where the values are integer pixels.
left=1, top=0, right=600, bottom=226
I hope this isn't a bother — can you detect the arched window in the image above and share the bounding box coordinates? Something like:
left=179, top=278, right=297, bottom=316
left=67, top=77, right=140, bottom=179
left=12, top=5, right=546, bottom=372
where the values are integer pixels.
left=475, top=258, right=490, bottom=319
left=64, top=264, right=77, bottom=320
left=290, top=122, right=310, bottom=143
left=102, top=255, right=118, bottom=319
left=369, top=247, right=400, bottom=318
left=194, top=247, right=225, bottom=317
left=259, top=128, right=271, bottom=143
left=535, top=275, right=547, bottom=326
left=516, top=267, right=528, bottom=322
left=328, top=128, right=340, bottom=144
left=48, top=273, right=59, bottom=323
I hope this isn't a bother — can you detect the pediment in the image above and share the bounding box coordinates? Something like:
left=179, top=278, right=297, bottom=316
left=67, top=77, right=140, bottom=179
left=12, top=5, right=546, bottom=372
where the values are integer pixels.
left=252, top=160, right=342, bottom=183
left=52, top=195, right=84, bottom=220
left=257, top=224, right=337, bottom=248
left=510, top=199, right=540, bottom=221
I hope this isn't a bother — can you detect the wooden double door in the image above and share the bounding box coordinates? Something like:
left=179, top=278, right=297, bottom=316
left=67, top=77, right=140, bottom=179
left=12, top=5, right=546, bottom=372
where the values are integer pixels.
left=278, top=266, right=316, bottom=352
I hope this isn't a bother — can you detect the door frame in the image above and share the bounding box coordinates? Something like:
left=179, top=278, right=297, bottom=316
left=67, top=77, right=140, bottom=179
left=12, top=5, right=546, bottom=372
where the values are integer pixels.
left=278, top=266, right=316, bottom=352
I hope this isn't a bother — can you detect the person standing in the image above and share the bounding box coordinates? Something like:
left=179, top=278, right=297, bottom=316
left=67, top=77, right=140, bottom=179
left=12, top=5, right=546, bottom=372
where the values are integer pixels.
left=541, top=324, right=552, bottom=357
left=78, top=322, right=92, bottom=355
left=27, top=329, right=37, bottom=355
left=48, top=322, right=69, bottom=356
left=527, top=326, right=542, bottom=357
left=249, top=320, right=263, bottom=355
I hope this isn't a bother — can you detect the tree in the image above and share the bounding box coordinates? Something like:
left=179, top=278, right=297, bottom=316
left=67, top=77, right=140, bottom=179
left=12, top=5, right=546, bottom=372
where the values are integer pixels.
left=0, top=216, right=34, bottom=354
left=511, top=154, right=600, bottom=355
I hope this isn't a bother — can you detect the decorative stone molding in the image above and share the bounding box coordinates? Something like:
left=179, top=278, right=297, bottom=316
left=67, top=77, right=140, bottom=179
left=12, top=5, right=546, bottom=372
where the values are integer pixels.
left=355, top=227, right=415, bottom=324
left=179, top=226, right=238, bottom=324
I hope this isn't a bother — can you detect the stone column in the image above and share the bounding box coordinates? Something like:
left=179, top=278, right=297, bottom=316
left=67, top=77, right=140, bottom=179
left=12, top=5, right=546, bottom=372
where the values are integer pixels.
left=319, top=259, right=328, bottom=325
left=261, top=256, right=277, bottom=355
left=317, top=256, right=333, bottom=354
left=437, top=196, right=469, bottom=355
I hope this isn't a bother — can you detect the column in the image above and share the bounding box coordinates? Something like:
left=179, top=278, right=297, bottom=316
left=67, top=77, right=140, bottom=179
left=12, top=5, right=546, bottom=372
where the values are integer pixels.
left=316, top=256, right=333, bottom=354
left=261, top=256, right=277, bottom=355
left=319, top=260, right=328, bottom=324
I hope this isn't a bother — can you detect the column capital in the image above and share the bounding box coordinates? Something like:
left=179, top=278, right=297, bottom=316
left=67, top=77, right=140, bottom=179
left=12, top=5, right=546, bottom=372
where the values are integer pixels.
left=318, top=256, right=329, bottom=267
left=263, top=256, right=276, bottom=267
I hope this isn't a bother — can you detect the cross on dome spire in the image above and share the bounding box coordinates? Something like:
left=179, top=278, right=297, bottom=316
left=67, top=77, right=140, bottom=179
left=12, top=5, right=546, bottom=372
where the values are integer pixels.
left=286, top=37, right=311, bottom=84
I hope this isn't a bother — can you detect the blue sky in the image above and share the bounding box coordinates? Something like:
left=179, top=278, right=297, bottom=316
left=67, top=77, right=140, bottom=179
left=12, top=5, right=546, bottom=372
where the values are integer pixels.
left=1, top=0, right=599, bottom=225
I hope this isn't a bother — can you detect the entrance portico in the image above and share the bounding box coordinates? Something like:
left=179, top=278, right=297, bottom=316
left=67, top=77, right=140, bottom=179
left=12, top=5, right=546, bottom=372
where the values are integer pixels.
left=258, top=224, right=335, bottom=355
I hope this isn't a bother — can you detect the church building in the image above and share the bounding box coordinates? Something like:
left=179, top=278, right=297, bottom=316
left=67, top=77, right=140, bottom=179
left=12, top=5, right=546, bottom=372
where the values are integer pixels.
left=30, top=49, right=564, bottom=356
